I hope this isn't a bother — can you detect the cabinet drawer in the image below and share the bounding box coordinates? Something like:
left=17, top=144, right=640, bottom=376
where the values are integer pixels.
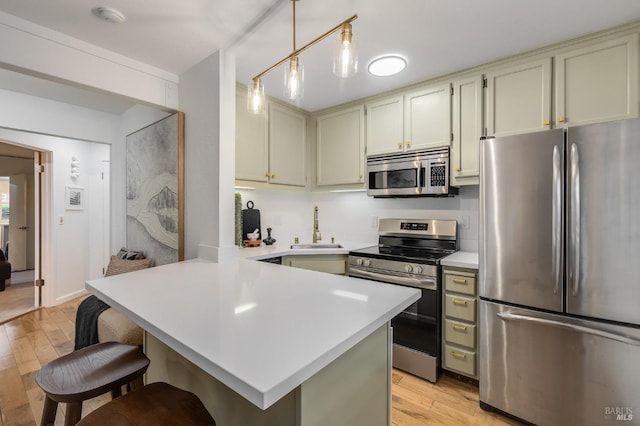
left=444, top=319, right=476, bottom=349
left=444, top=294, right=476, bottom=322
left=443, top=344, right=476, bottom=377
left=444, top=273, right=476, bottom=295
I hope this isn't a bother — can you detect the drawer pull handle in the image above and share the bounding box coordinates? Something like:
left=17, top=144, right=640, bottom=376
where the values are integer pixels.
left=452, top=278, right=467, bottom=284
left=452, top=299, right=468, bottom=306
left=452, top=324, right=468, bottom=331
left=451, top=351, right=467, bottom=359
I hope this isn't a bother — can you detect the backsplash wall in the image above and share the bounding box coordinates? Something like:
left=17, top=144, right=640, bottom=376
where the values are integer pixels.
left=236, top=186, right=479, bottom=252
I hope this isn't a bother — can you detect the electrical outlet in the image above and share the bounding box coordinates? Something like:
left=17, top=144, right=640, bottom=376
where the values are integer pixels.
left=371, top=215, right=379, bottom=228
left=461, top=215, right=470, bottom=229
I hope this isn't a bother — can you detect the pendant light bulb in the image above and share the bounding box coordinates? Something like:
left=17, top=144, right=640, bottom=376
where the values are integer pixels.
left=333, top=23, right=358, bottom=78
left=284, top=56, right=304, bottom=100
left=247, top=78, right=265, bottom=114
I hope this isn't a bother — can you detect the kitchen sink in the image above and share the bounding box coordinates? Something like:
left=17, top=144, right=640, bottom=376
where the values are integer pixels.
left=290, top=243, right=344, bottom=249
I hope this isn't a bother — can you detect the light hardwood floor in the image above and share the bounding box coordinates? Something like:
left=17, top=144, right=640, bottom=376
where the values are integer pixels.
left=0, top=297, right=520, bottom=426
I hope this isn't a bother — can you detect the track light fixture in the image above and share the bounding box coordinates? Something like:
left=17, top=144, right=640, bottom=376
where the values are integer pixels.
left=247, top=0, right=358, bottom=114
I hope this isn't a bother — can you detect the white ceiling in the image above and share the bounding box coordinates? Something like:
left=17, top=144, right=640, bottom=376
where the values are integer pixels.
left=2, top=0, right=640, bottom=113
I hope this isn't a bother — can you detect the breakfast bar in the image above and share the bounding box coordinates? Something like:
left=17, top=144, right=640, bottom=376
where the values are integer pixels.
left=86, top=257, right=420, bottom=425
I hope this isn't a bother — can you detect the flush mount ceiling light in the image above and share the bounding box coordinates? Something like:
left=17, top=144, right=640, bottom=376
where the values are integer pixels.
left=368, top=55, right=407, bottom=77
left=247, top=0, right=358, bottom=114
left=91, top=7, right=126, bottom=24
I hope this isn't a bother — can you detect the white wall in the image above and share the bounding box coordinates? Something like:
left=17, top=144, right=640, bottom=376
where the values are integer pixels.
left=179, top=51, right=237, bottom=261
left=236, top=186, right=479, bottom=252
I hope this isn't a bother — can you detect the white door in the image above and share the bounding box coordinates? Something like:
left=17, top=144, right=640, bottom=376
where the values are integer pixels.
left=8, top=174, right=27, bottom=271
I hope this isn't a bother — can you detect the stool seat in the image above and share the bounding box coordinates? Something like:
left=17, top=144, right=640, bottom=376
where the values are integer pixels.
left=76, top=382, right=216, bottom=426
left=36, top=342, right=150, bottom=426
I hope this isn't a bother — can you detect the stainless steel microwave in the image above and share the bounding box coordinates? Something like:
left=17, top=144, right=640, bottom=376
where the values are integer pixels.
left=367, top=147, right=457, bottom=197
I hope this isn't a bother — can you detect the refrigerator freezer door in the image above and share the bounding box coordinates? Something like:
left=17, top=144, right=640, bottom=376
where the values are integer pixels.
left=567, top=119, right=640, bottom=325
left=479, top=129, right=564, bottom=311
left=480, top=300, right=640, bottom=426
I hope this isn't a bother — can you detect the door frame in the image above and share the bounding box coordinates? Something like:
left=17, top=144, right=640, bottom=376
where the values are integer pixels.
left=34, top=150, right=53, bottom=307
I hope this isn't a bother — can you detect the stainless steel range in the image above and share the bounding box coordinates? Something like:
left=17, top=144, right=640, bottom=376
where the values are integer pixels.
left=348, top=218, right=458, bottom=382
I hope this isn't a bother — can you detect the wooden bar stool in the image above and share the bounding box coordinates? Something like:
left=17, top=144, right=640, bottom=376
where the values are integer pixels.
left=76, top=382, right=216, bottom=425
left=35, top=342, right=150, bottom=426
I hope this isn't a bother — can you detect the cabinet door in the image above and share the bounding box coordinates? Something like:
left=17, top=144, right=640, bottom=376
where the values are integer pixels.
left=317, top=106, right=365, bottom=186
left=451, top=75, right=483, bottom=186
left=404, top=83, right=451, bottom=151
left=269, top=103, right=307, bottom=187
left=485, top=58, right=552, bottom=136
left=365, top=96, right=404, bottom=156
left=555, top=33, right=639, bottom=127
left=236, top=91, right=269, bottom=182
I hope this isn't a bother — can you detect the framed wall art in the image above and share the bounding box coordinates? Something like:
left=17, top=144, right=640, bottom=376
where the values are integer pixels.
left=126, top=112, right=184, bottom=265
left=65, top=186, right=84, bottom=210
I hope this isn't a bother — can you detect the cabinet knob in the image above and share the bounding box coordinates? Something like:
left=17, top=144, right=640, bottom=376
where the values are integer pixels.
left=543, top=120, right=551, bottom=126
left=397, top=142, right=403, bottom=150
left=271, top=174, right=276, bottom=179
left=557, top=116, right=566, bottom=123
left=405, top=141, right=411, bottom=148
left=265, top=172, right=270, bottom=177
left=455, top=167, right=461, bottom=172
left=359, top=173, right=363, bottom=179
left=452, top=324, right=468, bottom=332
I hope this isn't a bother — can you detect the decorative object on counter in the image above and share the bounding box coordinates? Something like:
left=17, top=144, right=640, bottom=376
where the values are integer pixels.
left=247, top=229, right=259, bottom=241
left=264, top=227, right=276, bottom=245
left=235, top=192, right=242, bottom=246
left=242, top=201, right=261, bottom=243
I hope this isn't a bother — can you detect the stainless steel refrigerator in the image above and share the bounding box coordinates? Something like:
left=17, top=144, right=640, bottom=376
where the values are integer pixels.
left=479, top=119, right=640, bottom=425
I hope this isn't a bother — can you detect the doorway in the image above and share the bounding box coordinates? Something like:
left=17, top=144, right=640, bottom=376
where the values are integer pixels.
left=0, top=144, right=39, bottom=324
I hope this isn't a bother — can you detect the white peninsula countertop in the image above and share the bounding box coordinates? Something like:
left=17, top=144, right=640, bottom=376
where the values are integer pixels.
left=86, top=257, right=419, bottom=411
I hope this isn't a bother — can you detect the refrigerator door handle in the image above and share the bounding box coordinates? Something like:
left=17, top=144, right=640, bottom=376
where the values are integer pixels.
left=570, top=143, right=580, bottom=296
left=552, top=145, right=562, bottom=295
left=497, top=312, right=640, bottom=346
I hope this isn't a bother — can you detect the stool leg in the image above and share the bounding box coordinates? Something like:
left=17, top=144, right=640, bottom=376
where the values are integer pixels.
left=65, top=402, right=82, bottom=426
left=130, top=375, right=144, bottom=391
left=40, top=395, right=58, bottom=426
left=111, top=385, right=123, bottom=399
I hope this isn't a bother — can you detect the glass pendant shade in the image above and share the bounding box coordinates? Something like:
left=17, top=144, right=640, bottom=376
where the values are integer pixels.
left=333, top=23, right=358, bottom=78
left=284, top=56, right=304, bottom=100
left=247, top=79, right=265, bottom=114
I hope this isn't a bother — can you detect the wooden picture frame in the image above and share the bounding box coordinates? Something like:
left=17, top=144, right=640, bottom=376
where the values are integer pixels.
left=125, top=112, right=184, bottom=264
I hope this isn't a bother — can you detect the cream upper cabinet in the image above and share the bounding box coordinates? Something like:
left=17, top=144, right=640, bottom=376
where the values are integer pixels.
left=365, top=96, right=404, bottom=155
left=404, top=84, right=451, bottom=151
left=269, top=103, right=307, bottom=187
left=555, top=33, right=639, bottom=128
left=316, top=105, right=365, bottom=186
left=485, top=58, right=552, bottom=137
left=366, top=83, right=451, bottom=156
left=236, top=91, right=269, bottom=182
left=451, top=75, right=483, bottom=186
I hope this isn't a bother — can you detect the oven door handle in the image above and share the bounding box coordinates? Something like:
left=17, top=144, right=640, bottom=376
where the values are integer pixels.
left=349, top=269, right=437, bottom=290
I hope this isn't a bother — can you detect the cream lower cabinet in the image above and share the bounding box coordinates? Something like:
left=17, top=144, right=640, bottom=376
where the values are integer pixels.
left=366, top=84, right=451, bottom=156
left=316, top=105, right=365, bottom=186
left=451, top=75, right=483, bottom=186
left=282, top=255, right=347, bottom=275
left=442, top=267, right=478, bottom=379
left=555, top=33, right=639, bottom=128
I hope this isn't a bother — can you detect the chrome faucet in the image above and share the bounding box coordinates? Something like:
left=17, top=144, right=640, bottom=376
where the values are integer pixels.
left=312, top=206, right=322, bottom=243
